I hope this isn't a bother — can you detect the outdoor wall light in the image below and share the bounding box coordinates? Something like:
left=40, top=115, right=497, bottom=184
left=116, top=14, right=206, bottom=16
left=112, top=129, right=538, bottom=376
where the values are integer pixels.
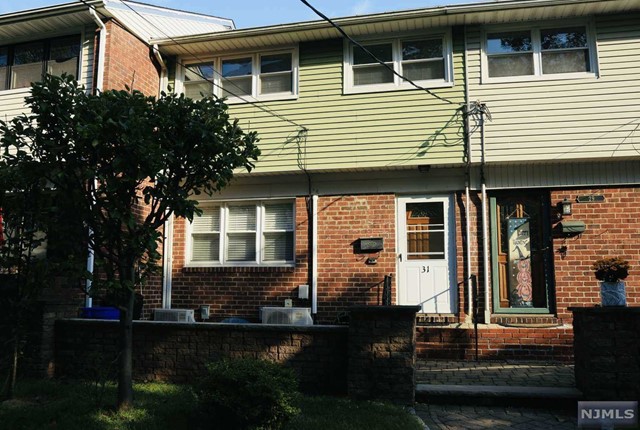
left=559, top=198, right=572, bottom=216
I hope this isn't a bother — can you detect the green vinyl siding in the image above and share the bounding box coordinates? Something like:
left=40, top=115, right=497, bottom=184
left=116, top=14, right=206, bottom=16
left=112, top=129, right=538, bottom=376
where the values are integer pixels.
left=224, top=31, right=465, bottom=174
left=467, top=14, right=640, bottom=164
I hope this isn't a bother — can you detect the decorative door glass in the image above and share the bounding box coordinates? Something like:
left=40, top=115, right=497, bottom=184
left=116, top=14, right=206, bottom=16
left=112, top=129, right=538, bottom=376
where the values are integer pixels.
left=494, top=193, right=552, bottom=309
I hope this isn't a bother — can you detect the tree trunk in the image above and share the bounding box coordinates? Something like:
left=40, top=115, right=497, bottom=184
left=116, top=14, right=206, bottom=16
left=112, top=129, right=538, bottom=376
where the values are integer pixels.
left=1, top=332, right=18, bottom=400
left=117, top=269, right=136, bottom=410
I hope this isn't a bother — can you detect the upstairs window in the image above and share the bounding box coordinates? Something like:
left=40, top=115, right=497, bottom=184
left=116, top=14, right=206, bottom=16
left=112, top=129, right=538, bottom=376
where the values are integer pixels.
left=484, top=25, right=594, bottom=81
left=181, top=48, right=298, bottom=103
left=344, top=32, right=453, bottom=94
left=0, top=36, right=80, bottom=91
left=188, top=201, right=295, bottom=266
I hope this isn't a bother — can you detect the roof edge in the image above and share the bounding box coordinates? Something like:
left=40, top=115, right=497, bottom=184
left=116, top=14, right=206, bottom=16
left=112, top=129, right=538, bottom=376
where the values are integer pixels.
left=152, top=0, right=627, bottom=44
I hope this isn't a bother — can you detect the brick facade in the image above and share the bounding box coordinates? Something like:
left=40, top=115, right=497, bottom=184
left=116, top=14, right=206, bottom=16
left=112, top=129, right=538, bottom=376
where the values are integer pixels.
left=102, top=20, right=160, bottom=95
left=162, top=186, right=639, bottom=361
left=169, top=194, right=396, bottom=324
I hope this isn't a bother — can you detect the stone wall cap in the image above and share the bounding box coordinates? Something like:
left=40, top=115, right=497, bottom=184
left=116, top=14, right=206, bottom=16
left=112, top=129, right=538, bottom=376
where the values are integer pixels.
left=349, top=305, right=422, bottom=314
left=58, top=318, right=348, bottom=332
left=569, top=306, right=640, bottom=314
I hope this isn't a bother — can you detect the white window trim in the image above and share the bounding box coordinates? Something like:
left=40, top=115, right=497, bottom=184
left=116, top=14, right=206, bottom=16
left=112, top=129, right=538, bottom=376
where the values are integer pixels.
left=0, top=30, right=85, bottom=94
left=343, top=29, right=454, bottom=95
left=178, top=46, right=299, bottom=104
left=480, top=19, right=599, bottom=84
left=185, top=199, right=296, bottom=268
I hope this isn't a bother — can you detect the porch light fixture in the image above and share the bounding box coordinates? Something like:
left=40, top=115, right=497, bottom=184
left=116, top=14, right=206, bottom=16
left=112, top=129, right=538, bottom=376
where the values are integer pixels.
left=559, top=199, right=572, bottom=216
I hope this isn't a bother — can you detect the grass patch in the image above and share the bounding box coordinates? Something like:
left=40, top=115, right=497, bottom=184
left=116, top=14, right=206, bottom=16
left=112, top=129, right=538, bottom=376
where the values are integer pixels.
left=0, top=380, right=423, bottom=430
left=286, top=396, right=423, bottom=430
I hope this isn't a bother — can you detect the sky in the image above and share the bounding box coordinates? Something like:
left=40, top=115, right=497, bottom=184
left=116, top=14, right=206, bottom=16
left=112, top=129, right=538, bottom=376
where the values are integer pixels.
left=0, top=0, right=486, bottom=28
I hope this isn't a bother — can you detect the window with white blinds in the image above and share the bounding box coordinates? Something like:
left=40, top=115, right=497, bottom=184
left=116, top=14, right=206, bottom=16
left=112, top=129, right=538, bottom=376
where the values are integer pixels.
left=188, top=201, right=295, bottom=266
left=344, top=32, right=453, bottom=94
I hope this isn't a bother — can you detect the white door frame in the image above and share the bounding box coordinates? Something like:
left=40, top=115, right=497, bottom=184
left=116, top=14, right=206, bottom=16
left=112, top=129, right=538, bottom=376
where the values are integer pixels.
left=396, top=195, right=457, bottom=313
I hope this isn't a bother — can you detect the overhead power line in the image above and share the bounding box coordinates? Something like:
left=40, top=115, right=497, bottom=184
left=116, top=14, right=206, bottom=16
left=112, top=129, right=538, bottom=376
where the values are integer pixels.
left=299, top=0, right=461, bottom=106
left=77, top=0, right=308, bottom=131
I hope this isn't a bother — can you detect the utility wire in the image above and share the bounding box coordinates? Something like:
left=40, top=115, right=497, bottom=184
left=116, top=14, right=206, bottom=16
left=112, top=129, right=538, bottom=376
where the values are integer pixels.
left=77, top=0, right=308, bottom=131
left=299, top=0, right=461, bottom=106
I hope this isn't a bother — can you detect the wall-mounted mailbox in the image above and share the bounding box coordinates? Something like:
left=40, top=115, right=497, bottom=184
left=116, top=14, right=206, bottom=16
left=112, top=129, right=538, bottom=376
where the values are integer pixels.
left=558, top=220, right=586, bottom=235
left=355, top=237, right=384, bottom=253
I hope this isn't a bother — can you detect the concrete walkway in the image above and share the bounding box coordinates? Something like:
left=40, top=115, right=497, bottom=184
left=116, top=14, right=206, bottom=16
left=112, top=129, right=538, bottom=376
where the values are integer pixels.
left=415, top=360, right=580, bottom=429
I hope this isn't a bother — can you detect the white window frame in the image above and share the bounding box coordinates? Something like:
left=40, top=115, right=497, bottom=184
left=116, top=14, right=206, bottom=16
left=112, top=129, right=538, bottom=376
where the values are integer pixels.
left=481, top=20, right=598, bottom=84
left=185, top=199, right=296, bottom=267
left=178, top=47, right=299, bottom=104
left=343, top=29, right=454, bottom=95
left=0, top=31, right=84, bottom=95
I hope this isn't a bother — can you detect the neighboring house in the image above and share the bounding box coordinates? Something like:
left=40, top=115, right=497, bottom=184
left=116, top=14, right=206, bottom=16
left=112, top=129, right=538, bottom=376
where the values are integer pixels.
left=150, top=0, right=640, bottom=360
left=0, top=0, right=233, bottom=374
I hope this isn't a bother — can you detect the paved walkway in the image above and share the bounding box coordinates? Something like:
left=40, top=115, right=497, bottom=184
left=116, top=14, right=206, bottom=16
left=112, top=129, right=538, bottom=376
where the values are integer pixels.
left=415, top=404, right=578, bottom=430
left=416, top=360, right=575, bottom=387
left=414, top=360, right=579, bottom=429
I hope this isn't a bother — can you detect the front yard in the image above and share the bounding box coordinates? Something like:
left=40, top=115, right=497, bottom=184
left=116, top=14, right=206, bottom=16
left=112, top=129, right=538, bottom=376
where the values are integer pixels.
left=0, top=380, right=423, bottom=430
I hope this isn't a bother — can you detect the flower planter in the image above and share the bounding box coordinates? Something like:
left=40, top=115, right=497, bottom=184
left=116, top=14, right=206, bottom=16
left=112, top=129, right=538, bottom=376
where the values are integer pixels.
left=600, top=281, right=627, bottom=307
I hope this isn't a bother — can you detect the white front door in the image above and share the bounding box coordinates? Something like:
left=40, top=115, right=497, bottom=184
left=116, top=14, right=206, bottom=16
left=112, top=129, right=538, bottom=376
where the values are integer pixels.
left=397, top=196, right=456, bottom=314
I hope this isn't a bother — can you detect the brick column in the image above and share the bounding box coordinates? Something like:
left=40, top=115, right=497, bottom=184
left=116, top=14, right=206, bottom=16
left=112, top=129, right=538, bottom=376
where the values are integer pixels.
left=571, top=307, right=640, bottom=401
left=348, top=305, right=420, bottom=405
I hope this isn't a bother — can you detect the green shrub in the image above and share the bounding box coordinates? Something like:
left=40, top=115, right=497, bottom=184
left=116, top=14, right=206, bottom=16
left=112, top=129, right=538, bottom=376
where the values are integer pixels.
left=194, top=358, right=300, bottom=430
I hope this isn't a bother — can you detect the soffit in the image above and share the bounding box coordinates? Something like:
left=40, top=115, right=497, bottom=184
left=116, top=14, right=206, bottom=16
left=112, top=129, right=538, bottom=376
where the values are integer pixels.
left=155, top=0, right=640, bottom=56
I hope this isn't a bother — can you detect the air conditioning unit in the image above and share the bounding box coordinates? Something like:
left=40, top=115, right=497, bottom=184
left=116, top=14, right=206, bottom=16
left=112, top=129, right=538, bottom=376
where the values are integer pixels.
left=154, top=309, right=195, bottom=323
left=261, top=307, right=313, bottom=326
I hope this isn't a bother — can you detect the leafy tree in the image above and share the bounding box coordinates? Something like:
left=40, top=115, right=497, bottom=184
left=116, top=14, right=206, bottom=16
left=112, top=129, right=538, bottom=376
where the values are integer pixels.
left=0, top=169, right=51, bottom=400
left=0, top=74, right=259, bottom=408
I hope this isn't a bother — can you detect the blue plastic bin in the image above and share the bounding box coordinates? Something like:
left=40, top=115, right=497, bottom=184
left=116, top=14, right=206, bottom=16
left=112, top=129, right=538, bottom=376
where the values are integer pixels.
left=80, top=306, right=120, bottom=320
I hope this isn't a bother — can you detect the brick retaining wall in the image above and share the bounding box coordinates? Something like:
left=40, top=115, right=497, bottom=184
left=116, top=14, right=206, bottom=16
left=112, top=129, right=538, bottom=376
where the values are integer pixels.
left=55, top=319, right=348, bottom=395
left=572, top=307, right=640, bottom=401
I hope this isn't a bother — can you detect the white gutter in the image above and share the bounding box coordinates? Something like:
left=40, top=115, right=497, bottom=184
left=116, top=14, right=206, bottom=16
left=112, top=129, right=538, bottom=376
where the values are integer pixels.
left=312, top=194, right=318, bottom=316
left=152, top=0, right=630, bottom=46
left=84, top=8, right=106, bottom=308
left=153, top=44, right=168, bottom=94
left=89, top=8, right=106, bottom=92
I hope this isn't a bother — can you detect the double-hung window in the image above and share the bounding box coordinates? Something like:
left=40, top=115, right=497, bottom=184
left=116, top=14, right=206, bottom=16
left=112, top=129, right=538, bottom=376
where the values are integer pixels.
left=344, top=32, right=453, bottom=94
left=188, top=201, right=295, bottom=266
left=484, top=24, right=594, bottom=81
left=0, top=35, right=80, bottom=91
left=182, top=48, right=298, bottom=103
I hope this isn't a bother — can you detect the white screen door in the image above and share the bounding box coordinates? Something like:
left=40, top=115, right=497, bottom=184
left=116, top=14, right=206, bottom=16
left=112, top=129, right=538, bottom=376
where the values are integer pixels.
left=397, top=196, right=456, bottom=314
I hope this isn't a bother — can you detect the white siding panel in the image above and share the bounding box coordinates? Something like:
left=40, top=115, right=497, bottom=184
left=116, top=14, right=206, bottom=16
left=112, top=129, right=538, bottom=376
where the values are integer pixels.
left=467, top=14, right=640, bottom=164
left=484, top=161, right=640, bottom=189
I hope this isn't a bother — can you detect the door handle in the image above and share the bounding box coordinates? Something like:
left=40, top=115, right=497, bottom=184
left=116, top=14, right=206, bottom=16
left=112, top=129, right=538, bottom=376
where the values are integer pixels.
left=398, top=253, right=403, bottom=262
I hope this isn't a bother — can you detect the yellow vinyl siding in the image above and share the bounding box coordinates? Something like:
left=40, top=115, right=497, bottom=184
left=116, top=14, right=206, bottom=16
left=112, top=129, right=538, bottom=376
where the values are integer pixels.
left=226, top=34, right=465, bottom=174
left=467, top=14, right=640, bottom=163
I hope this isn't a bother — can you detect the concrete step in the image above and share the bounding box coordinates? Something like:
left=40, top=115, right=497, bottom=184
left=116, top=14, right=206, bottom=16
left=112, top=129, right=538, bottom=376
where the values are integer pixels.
left=415, top=384, right=582, bottom=410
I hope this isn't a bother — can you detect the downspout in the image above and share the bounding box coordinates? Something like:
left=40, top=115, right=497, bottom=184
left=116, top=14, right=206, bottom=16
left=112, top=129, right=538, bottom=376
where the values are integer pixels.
left=85, top=8, right=106, bottom=307
left=463, top=25, right=473, bottom=324
left=480, top=105, right=491, bottom=324
left=311, top=194, right=318, bottom=317
left=162, top=214, right=174, bottom=309
left=89, top=8, right=106, bottom=91
left=154, top=44, right=173, bottom=309
left=152, top=44, right=167, bottom=94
